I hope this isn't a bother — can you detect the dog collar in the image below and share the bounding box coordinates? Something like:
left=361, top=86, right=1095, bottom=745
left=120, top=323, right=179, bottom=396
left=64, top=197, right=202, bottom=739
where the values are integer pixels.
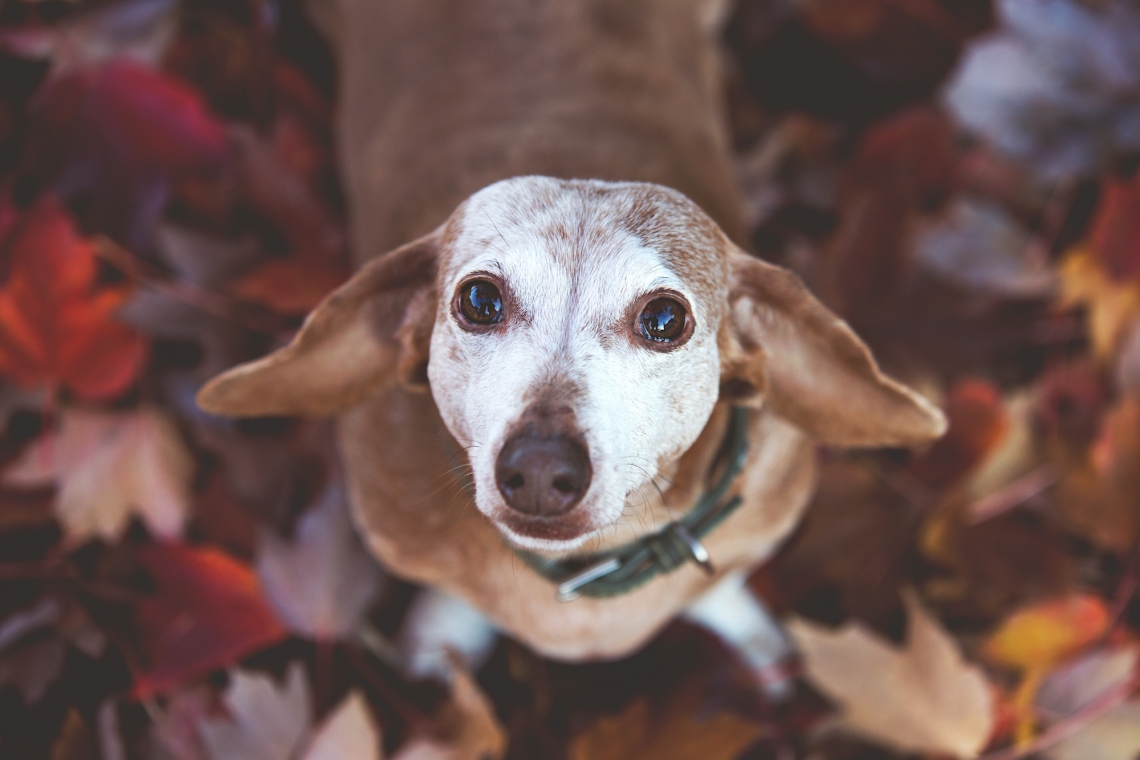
left=513, top=406, right=751, bottom=602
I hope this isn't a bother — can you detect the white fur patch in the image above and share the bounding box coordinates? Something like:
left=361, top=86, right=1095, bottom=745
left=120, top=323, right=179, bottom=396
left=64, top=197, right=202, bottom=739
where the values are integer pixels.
left=427, top=178, right=722, bottom=553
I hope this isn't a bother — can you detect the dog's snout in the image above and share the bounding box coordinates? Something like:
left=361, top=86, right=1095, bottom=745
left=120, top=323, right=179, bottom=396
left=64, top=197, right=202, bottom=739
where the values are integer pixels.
left=495, top=435, right=591, bottom=516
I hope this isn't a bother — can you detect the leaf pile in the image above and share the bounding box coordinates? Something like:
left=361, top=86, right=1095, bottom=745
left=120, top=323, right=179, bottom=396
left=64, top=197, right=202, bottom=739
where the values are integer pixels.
left=0, top=0, right=1138, bottom=758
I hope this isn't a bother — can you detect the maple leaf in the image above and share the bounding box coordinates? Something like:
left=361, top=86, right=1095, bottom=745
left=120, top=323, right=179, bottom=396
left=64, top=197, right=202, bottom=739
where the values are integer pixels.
left=301, top=692, right=382, bottom=760
left=984, top=594, right=1109, bottom=672
left=1051, top=396, right=1140, bottom=552
left=256, top=482, right=385, bottom=640
left=1037, top=645, right=1140, bottom=760
left=908, top=378, right=1008, bottom=490
left=0, top=197, right=146, bottom=400
left=393, top=663, right=506, bottom=760
left=1058, top=246, right=1140, bottom=361
left=4, top=406, right=193, bottom=543
left=230, top=257, right=349, bottom=316
left=787, top=590, right=994, bottom=759
left=21, top=58, right=230, bottom=247
left=198, top=663, right=381, bottom=760
left=567, top=675, right=762, bottom=760
left=1090, top=172, right=1140, bottom=282
left=198, top=663, right=311, bottom=760
left=133, top=543, right=288, bottom=697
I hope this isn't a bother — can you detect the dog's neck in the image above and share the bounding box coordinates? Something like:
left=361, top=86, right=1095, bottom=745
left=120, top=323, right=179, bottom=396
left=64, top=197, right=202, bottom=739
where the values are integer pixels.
left=329, top=0, right=747, bottom=266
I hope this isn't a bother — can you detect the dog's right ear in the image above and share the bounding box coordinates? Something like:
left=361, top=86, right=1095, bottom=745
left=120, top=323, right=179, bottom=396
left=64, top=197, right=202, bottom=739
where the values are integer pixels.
left=197, top=229, right=440, bottom=418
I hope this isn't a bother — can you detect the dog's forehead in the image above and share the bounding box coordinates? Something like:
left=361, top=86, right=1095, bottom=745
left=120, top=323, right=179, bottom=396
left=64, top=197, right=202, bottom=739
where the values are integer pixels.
left=440, top=177, right=727, bottom=301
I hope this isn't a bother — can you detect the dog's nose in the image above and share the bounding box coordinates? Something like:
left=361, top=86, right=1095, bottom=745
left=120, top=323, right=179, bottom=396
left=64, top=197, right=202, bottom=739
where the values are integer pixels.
left=495, top=435, right=591, bottom=516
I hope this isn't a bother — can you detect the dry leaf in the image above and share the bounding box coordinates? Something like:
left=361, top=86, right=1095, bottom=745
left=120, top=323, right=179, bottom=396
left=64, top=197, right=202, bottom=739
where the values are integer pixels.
left=301, top=692, right=382, bottom=760
left=394, top=665, right=506, bottom=760
left=256, top=482, right=384, bottom=640
left=567, top=680, right=763, bottom=760
left=1051, top=396, right=1140, bottom=552
left=788, top=590, right=994, bottom=758
left=4, top=407, right=193, bottom=543
left=1037, top=645, right=1140, bottom=760
left=199, top=663, right=311, bottom=760
left=0, top=637, right=66, bottom=704
left=133, top=543, right=287, bottom=697
left=984, top=594, right=1109, bottom=672
left=1058, top=247, right=1140, bottom=361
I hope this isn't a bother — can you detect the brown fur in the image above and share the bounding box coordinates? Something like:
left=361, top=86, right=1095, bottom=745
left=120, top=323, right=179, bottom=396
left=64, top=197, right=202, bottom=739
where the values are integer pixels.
left=198, top=0, right=945, bottom=659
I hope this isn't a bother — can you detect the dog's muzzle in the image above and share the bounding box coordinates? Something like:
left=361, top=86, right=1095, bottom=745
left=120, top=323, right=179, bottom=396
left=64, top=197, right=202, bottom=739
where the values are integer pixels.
left=495, top=434, right=592, bottom=516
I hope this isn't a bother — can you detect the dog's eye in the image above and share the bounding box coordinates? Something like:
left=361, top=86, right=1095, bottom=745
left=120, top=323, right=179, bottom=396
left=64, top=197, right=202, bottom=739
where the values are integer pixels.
left=639, top=298, right=686, bottom=342
left=458, top=280, right=504, bottom=325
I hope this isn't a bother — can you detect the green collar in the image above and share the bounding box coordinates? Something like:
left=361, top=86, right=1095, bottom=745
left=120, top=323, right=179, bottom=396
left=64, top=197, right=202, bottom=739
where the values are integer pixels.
left=513, top=407, right=751, bottom=602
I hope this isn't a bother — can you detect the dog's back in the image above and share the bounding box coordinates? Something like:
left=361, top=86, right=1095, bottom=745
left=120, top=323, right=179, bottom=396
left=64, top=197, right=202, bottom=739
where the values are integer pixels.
left=323, top=0, right=746, bottom=265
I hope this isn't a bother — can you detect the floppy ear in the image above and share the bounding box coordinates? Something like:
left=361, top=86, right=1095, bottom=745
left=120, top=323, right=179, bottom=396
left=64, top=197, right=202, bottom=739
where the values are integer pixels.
left=197, top=229, right=439, bottom=418
left=719, top=246, right=946, bottom=447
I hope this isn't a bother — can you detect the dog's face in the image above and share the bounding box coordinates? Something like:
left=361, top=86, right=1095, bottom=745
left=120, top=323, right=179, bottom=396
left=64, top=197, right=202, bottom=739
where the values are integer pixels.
left=197, top=177, right=945, bottom=555
left=427, top=179, right=727, bottom=550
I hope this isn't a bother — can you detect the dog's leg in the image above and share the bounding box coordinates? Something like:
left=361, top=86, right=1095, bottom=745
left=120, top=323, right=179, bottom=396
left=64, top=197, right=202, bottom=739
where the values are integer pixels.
left=684, top=572, right=795, bottom=700
left=398, top=587, right=499, bottom=680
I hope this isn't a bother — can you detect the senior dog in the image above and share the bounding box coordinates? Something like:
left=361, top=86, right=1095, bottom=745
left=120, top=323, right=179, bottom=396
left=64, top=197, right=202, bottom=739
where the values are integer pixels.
left=198, top=0, right=945, bottom=673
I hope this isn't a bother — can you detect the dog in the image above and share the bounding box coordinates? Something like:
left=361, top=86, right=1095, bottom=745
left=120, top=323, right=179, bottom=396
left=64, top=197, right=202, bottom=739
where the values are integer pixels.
left=198, top=0, right=945, bottom=671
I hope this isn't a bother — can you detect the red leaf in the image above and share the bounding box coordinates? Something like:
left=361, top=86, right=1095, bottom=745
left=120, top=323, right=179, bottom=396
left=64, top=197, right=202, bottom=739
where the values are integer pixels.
left=0, top=196, right=146, bottom=400
left=133, top=542, right=287, bottom=698
left=93, top=60, right=230, bottom=171
left=1090, top=172, right=1140, bottom=282
left=230, top=256, right=348, bottom=315
left=909, top=378, right=1007, bottom=489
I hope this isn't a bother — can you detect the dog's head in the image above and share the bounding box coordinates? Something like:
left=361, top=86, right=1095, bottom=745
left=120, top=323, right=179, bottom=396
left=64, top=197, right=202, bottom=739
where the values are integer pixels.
left=199, top=177, right=944, bottom=552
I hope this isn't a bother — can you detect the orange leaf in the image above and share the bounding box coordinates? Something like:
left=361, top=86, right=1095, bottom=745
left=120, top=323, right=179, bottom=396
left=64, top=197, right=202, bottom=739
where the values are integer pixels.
left=0, top=197, right=146, bottom=400
left=984, top=594, right=1110, bottom=672
left=1090, top=172, right=1140, bottom=282
left=230, top=256, right=347, bottom=315
left=909, top=378, right=1008, bottom=489
left=133, top=543, right=287, bottom=697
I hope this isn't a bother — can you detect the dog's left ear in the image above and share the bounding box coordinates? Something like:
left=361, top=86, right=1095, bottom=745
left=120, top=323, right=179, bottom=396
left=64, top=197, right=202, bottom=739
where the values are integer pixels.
left=719, top=246, right=946, bottom=447
left=197, top=229, right=440, bottom=418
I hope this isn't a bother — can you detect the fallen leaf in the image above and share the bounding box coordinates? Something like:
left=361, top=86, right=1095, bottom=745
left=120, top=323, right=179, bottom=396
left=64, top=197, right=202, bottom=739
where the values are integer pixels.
left=1090, top=171, right=1140, bottom=281
left=301, top=692, right=382, bottom=760
left=908, top=378, right=1009, bottom=490
left=198, top=663, right=311, bottom=760
left=50, top=708, right=95, bottom=760
left=394, top=663, right=506, bottom=760
left=1037, top=645, right=1140, bottom=760
left=230, top=256, right=348, bottom=315
left=984, top=594, right=1109, bottom=672
left=4, top=407, right=194, bottom=543
left=1058, top=246, right=1140, bottom=360
left=1051, top=396, right=1140, bottom=552
left=0, top=636, right=66, bottom=704
left=914, top=198, right=1055, bottom=298
left=787, top=590, right=994, bottom=759
left=566, top=677, right=763, bottom=760
left=133, top=543, right=288, bottom=697
left=256, top=481, right=385, bottom=640
left=0, top=0, right=179, bottom=76
left=21, top=58, right=230, bottom=247
left=0, top=197, right=146, bottom=400
left=944, top=0, right=1140, bottom=180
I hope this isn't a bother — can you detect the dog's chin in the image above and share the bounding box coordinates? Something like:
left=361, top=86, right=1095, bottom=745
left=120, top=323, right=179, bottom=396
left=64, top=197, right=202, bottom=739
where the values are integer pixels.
left=491, top=511, right=604, bottom=554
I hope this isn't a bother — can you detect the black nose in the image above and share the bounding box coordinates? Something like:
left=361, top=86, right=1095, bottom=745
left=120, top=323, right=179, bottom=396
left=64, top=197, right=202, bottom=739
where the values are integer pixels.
left=495, top=435, right=592, bottom=516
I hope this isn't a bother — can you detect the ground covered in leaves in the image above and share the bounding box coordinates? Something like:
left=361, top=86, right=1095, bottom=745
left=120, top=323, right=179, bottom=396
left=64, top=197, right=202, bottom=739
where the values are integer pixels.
left=0, top=0, right=1138, bottom=758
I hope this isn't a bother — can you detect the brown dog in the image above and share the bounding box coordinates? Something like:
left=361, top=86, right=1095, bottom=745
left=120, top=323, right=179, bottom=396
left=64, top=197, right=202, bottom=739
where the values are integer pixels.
left=198, top=0, right=945, bottom=663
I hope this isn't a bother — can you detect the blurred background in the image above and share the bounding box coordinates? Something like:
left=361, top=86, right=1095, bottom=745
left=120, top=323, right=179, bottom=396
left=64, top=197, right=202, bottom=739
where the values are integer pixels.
left=0, top=0, right=1138, bottom=758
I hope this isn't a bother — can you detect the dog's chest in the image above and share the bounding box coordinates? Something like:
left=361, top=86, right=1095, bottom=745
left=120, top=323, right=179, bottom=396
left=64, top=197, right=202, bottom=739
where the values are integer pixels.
left=337, top=383, right=817, bottom=659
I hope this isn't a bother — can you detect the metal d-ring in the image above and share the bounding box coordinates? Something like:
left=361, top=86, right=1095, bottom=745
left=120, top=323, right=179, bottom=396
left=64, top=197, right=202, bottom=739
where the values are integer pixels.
left=556, top=557, right=622, bottom=602
left=671, top=523, right=715, bottom=575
